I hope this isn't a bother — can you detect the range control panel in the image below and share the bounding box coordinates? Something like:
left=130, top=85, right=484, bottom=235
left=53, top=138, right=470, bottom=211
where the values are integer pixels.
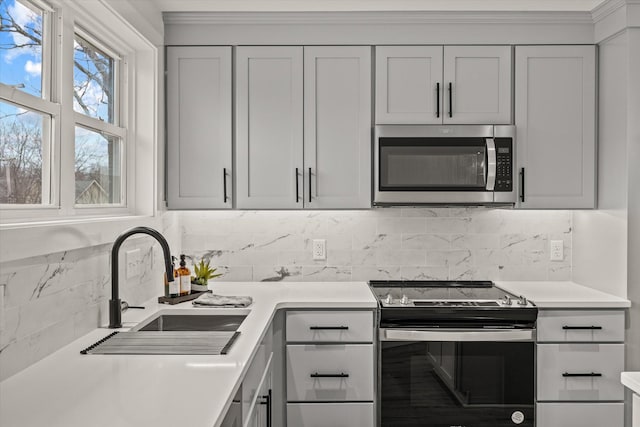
left=494, top=138, right=513, bottom=192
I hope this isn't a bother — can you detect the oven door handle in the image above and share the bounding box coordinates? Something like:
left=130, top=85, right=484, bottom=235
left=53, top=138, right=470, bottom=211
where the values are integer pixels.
left=486, top=138, right=496, bottom=191
left=380, top=328, right=534, bottom=342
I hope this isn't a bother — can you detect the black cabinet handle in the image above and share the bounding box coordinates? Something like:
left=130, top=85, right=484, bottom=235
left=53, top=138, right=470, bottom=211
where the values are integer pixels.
left=562, top=326, right=603, bottom=330
left=563, top=372, right=602, bottom=377
left=310, top=372, right=349, bottom=378
left=259, top=389, right=272, bottom=427
left=309, top=326, right=349, bottom=330
left=520, top=167, right=525, bottom=203
left=295, top=168, right=299, bottom=203
left=436, top=82, right=440, bottom=118
left=448, top=82, right=453, bottom=118
left=308, top=167, right=312, bottom=203
left=223, top=168, right=228, bottom=203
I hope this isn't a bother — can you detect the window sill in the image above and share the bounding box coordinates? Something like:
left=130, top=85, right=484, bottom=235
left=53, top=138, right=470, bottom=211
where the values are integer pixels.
left=0, top=214, right=164, bottom=263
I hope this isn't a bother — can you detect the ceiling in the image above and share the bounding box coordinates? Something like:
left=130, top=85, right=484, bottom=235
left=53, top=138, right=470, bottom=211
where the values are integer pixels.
left=155, top=0, right=608, bottom=13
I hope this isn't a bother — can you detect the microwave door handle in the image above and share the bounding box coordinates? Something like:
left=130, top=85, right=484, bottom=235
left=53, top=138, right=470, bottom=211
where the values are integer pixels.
left=486, top=138, right=496, bottom=191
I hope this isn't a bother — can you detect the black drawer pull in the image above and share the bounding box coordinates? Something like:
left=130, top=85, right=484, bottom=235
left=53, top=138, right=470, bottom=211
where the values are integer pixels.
left=310, top=372, right=349, bottom=378
left=436, top=82, right=440, bottom=118
left=562, top=326, right=603, bottom=330
left=309, top=326, right=349, bottom=330
left=562, top=372, right=602, bottom=377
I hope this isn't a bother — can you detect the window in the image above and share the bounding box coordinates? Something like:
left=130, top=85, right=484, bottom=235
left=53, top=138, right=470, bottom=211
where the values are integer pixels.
left=0, top=101, right=52, bottom=204
left=1, top=0, right=130, bottom=217
left=73, top=31, right=125, bottom=206
left=1, top=0, right=54, bottom=207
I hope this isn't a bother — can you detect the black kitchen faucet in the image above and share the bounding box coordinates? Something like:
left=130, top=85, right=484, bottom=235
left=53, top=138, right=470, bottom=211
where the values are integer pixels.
left=109, top=226, right=175, bottom=328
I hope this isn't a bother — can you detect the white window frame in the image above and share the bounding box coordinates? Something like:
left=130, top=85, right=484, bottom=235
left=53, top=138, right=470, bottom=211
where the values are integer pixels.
left=0, top=0, right=56, bottom=211
left=0, top=0, right=160, bottom=262
left=72, top=27, right=128, bottom=211
left=0, top=0, right=157, bottom=224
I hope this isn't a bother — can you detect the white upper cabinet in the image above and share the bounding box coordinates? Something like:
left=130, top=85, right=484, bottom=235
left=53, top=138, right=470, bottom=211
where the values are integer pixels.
left=166, top=46, right=232, bottom=209
left=235, top=47, right=304, bottom=209
left=375, top=45, right=512, bottom=125
left=236, top=46, right=372, bottom=209
left=515, top=45, right=596, bottom=209
left=375, top=46, right=443, bottom=124
left=304, top=46, right=372, bottom=208
left=443, top=45, right=512, bottom=124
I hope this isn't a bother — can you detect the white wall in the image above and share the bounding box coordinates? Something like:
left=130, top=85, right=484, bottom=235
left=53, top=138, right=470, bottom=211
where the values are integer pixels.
left=573, top=31, right=629, bottom=298
left=625, top=27, right=640, bottom=372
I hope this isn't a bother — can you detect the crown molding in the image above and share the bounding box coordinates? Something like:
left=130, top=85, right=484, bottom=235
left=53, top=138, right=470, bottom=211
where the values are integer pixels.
left=592, top=0, right=627, bottom=21
left=163, top=10, right=595, bottom=26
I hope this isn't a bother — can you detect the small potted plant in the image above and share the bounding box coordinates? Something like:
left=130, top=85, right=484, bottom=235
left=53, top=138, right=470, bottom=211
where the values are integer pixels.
left=191, top=258, right=222, bottom=292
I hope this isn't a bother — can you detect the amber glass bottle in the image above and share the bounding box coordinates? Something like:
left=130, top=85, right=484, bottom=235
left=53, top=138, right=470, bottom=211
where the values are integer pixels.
left=177, top=254, right=191, bottom=296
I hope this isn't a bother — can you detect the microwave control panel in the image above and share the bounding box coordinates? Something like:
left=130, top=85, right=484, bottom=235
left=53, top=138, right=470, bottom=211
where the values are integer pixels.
left=494, top=138, right=513, bottom=192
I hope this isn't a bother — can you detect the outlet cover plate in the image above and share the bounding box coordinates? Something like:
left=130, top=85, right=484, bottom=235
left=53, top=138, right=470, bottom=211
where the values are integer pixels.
left=312, top=239, right=326, bottom=260
left=550, top=240, right=563, bottom=262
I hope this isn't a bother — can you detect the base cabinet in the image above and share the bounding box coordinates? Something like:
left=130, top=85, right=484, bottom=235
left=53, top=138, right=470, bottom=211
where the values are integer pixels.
left=634, top=394, right=640, bottom=427
left=537, top=402, right=624, bottom=427
left=285, top=310, right=375, bottom=426
left=287, top=403, right=374, bottom=427
left=535, top=309, right=626, bottom=427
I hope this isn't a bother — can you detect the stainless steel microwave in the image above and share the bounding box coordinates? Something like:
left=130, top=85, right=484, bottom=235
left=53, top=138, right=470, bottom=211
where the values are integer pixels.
left=374, top=125, right=516, bottom=205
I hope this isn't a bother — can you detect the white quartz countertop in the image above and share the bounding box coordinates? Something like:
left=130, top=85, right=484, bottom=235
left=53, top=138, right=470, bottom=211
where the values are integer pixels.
left=622, top=372, right=640, bottom=395
left=1, top=280, right=631, bottom=427
left=496, top=281, right=631, bottom=308
left=0, top=282, right=377, bottom=427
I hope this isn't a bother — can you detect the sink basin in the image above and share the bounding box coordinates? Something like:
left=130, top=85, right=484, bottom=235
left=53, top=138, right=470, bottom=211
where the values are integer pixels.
left=133, top=314, right=247, bottom=332
left=81, top=313, right=248, bottom=355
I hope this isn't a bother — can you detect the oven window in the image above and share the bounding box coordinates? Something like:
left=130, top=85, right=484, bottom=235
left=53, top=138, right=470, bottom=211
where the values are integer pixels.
left=379, top=138, right=487, bottom=191
left=380, top=341, right=534, bottom=427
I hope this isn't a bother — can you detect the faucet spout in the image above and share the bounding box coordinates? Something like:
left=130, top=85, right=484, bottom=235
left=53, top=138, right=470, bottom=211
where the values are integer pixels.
left=109, top=226, right=174, bottom=328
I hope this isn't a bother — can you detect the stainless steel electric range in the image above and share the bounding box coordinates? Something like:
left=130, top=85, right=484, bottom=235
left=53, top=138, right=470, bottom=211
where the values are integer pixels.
left=369, top=280, right=538, bottom=427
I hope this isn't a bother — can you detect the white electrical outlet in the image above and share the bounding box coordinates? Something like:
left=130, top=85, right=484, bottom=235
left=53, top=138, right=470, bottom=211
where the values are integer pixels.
left=126, top=249, right=141, bottom=278
left=312, top=239, right=326, bottom=260
left=550, top=240, right=564, bottom=261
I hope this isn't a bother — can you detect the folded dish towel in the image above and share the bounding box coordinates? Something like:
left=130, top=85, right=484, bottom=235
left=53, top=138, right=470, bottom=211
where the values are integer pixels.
left=193, top=293, right=253, bottom=308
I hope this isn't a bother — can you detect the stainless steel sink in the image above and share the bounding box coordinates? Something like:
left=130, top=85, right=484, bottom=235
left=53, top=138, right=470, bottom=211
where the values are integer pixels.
left=81, top=313, right=248, bottom=355
left=134, top=314, right=247, bottom=332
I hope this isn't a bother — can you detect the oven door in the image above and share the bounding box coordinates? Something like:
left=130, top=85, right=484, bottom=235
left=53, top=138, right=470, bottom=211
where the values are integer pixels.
left=374, top=125, right=499, bottom=205
left=379, top=328, right=535, bottom=427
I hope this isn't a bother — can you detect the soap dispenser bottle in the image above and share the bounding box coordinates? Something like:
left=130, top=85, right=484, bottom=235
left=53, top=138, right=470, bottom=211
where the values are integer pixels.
left=168, top=256, right=179, bottom=297
left=177, top=254, right=191, bottom=296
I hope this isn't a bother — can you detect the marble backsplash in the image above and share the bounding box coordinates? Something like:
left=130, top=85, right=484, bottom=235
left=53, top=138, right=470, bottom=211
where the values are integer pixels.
left=180, top=207, right=572, bottom=283
left=0, top=213, right=181, bottom=381
left=0, top=208, right=570, bottom=381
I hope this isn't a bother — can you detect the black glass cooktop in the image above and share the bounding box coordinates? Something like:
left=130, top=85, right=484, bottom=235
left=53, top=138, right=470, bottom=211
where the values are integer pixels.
left=369, top=280, right=509, bottom=302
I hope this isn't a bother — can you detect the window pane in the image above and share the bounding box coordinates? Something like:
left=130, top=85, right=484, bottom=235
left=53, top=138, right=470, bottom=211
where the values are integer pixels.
left=0, top=0, right=44, bottom=98
left=73, top=35, right=115, bottom=123
left=75, top=126, right=121, bottom=205
left=0, top=101, right=50, bottom=204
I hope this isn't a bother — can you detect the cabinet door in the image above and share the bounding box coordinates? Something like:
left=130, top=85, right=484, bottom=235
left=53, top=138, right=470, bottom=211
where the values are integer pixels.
left=515, top=46, right=596, bottom=208
left=166, top=46, right=232, bottom=209
left=236, top=47, right=303, bottom=209
left=443, top=45, right=512, bottom=124
left=304, top=46, right=371, bottom=208
left=375, top=46, right=443, bottom=124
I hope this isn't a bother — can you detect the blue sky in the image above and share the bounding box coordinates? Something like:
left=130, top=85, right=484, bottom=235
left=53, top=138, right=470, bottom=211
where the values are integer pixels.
left=0, top=0, right=43, bottom=98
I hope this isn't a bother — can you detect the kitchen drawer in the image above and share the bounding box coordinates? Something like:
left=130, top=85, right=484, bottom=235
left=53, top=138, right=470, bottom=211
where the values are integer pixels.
left=287, top=403, right=374, bottom=426
left=537, top=402, right=624, bottom=427
left=287, top=344, right=374, bottom=401
left=286, top=311, right=373, bottom=343
left=537, top=343, right=624, bottom=401
left=537, top=310, right=625, bottom=343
